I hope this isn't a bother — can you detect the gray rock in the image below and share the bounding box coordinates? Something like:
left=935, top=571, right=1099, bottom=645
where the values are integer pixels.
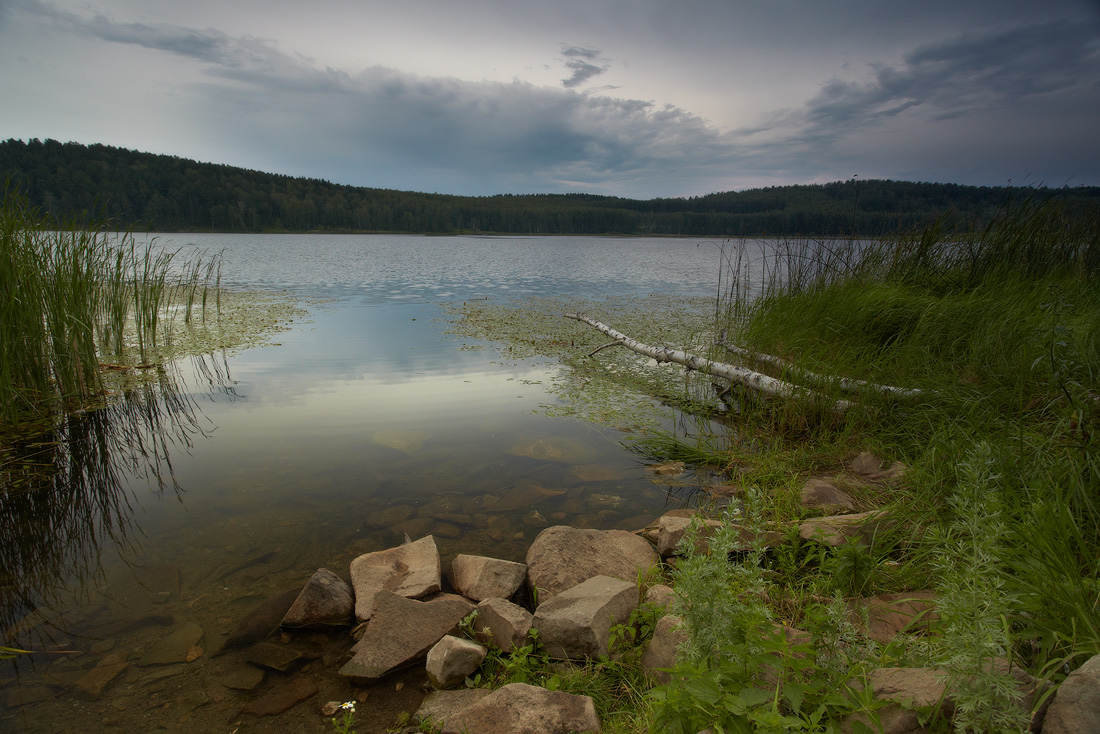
left=643, top=584, right=675, bottom=612
left=1042, top=653, right=1100, bottom=733
left=656, top=515, right=723, bottom=556
left=139, top=620, right=203, bottom=666
left=656, top=515, right=784, bottom=556
left=849, top=591, right=936, bottom=643
left=426, top=635, right=488, bottom=689
left=533, top=575, right=637, bottom=660
left=799, top=511, right=893, bottom=547
left=641, top=614, right=686, bottom=685
left=350, top=535, right=441, bottom=622
left=850, top=452, right=906, bottom=482
left=800, top=479, right=858, bottom=514
left=439, top=682, right=601, bottom=734
left=415, top=689, right=492, bottom=728
left=526, top=526, right=659, bottom=602
left=449, top=554, right=527, bottom=602
left=338, top=590, right=474, bottom=684
left=221, top=664, right=265, bottom=691
left=221, top=586, right=302, bottom=652
left=475, top=598, right=534, bottom=653
left=281, top=568, right=354, bottom=628
left=72, top=651, right=129, bottom=701
left=238, top=676, right=318, bottom=718
left=244, top=642, right=304, bottom=672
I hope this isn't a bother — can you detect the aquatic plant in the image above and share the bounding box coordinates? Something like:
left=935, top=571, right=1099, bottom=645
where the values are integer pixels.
left=0, top=185, right=222, bottom=426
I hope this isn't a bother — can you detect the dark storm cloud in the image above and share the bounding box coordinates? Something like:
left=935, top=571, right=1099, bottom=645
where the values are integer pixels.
left=13, top=0, right=731, bottom=193
left=559, top=45, right=609, bottom=89
left=798, top=20, right=1100, bottom=141
left=7, top=0, right=1099, bottom=195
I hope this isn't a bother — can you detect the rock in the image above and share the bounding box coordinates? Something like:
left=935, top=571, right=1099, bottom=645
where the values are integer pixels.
left=656, top=515, right=784, bottom=557
left=586, top=493, right=626, bottom=510
left=339, top=591, right=474, bottom=684
left=850, top=452, right=906, bottom=482
left=656, top=515, right=723, bottom=556
left=450, top=554, right=527, bottom=602
left=636, top=509, right=698, bottom=543
left=646, top=461, right=685, bottom=476
left=5, top=686, right=53, bottom=708
left=533, top=575, right=638, bottom=660
left=350, top=535, right=442, bottom=622
left=426, top=635, right=488, bottom=689
left=72, top=651, right=129, bottom=701
left=281, top=568, right=354, bottom=628
left=486, top=483, right=565, bottom=513
left=221, top=586, right=302, bottom=652
left=372, top=429, right=429, bottom=452
left=1043, top=653, right=1100, bottom=733
left=415, top=689, right=492, bottom=728
left=526, top=526, right=659, bottom=602
left=474, top=598, right=534, bottom=653
left=367, top=505, right=415, bottom=527
left=800, top=479, right=858, bottom=514
left=505, top=436, right=600, bottom=464
left=139, top=621, right=203, bottom=666
left=239, top=676, right=319, bottom=717
left=244, top=642, right=305, bottom=672
left=642, top=614, right=686, bottom=685
left=438, top=682, right=601, bottom=734
left=851, top=663, right=1045, bottom=733
left=799, top=511, right=893, bottom=547
left=850, top=592, right=936, bottom=643
left=569, top=464, right=633, bottom=482
left=643, top=584, right=675, bottom=612
left=221, top=664, right=265, bottom=691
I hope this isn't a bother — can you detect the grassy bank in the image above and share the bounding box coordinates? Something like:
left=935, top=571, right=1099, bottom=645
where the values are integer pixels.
left=449, top=196, right=1100, bottom=732
left=640, top=197, right=1100, bottom=730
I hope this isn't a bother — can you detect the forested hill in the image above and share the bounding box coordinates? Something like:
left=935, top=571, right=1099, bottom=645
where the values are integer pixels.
left=3, top=138, right=1098, bottom=236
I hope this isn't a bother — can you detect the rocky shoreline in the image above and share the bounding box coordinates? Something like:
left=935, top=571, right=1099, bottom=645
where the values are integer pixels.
left=8, top=452, right=1098, bottom=733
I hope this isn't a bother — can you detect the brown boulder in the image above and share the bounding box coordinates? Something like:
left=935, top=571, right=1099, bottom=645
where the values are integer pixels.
left=526, top=526, right=658, bottom=601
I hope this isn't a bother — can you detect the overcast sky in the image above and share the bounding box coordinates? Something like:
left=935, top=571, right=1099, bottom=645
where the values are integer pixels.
left=2, top=0, right=1098, bottom=198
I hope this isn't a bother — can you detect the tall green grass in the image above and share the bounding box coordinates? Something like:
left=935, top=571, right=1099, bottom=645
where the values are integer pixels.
left=707, top=197, right=1100, bottom=683
left=0, top=186, right=221, bottom=426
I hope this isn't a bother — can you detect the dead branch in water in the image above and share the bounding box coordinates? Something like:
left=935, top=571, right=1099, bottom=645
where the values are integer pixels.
left=564, top=313, right=856, bottom=414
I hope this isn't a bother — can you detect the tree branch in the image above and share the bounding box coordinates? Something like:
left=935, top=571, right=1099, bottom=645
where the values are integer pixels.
left=564, top=313, right=856, bottom=414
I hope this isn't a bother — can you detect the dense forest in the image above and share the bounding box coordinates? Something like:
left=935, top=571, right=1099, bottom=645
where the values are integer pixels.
left=3, top=138, right=1099, bottom=236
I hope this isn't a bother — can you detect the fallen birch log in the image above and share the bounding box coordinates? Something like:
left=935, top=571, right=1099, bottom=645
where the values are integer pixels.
left=564, top=313, right=856, bottom=414
left=716, top=337, right=924, bottom=400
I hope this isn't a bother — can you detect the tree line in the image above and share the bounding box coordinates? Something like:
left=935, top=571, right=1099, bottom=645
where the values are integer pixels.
left=3, top=138, right=1098, bottom=236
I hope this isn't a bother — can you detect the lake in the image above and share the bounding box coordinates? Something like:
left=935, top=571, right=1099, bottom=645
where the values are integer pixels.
left=0, top=233, right=733, bottom=731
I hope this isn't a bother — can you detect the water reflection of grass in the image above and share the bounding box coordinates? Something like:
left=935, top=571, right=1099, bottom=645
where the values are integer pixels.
left=0, top=357, right=230, bottom=657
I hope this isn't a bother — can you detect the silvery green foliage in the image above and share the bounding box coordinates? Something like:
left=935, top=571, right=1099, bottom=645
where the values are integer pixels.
left=670, top=493, right=772, bottom=667
left=933, top=442, right=1030, bottom=733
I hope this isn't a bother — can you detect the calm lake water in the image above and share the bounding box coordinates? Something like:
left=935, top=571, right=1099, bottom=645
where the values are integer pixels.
left=1, top=234, right=732, bottom=731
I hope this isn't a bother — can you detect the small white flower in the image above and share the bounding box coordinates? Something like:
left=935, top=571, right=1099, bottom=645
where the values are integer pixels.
left=340, top=701, right=356, bottom=711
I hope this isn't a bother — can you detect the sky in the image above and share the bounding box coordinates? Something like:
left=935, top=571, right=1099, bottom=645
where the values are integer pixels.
left=1, top=0, right=1099, bottom=198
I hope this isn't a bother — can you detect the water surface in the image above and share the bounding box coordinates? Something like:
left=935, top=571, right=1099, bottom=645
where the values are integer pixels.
left=1, top=234, right=729, bottom=731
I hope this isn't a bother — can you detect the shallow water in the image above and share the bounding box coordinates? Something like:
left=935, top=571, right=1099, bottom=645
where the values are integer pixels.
left=0, top=234, right=733, bottom=732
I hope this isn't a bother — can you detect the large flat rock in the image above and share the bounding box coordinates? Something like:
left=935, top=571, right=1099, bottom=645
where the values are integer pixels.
left=338, top=591, right=474, bottom=684
left=438, top=682, right=601, bottom=734
left=533, top=575, right=637, bottom=660
left=526, top=525, right=658, bottom=601
left=350, top=535, right=441, bottom=622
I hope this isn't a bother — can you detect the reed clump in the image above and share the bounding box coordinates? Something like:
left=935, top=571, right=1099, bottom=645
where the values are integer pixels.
left=0, top=186, right=221, bottom=426
left=647, top=195, right=1100, bottom=728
